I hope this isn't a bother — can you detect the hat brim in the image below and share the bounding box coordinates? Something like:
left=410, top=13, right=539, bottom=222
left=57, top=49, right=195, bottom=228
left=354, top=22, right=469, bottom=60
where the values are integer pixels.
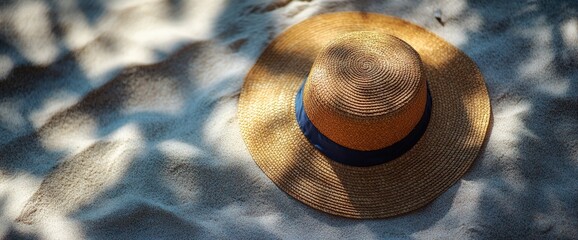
left=238, top=12, right=491, bottom=218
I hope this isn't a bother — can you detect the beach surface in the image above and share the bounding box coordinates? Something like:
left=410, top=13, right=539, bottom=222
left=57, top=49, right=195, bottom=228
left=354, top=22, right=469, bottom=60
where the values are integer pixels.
left=1, top=0, right=577, bottom=239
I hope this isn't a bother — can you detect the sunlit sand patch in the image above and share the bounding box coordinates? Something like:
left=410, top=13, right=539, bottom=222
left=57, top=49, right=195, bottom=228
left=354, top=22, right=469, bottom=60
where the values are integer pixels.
left=7, top=1, right=60, bottom=65
left=29, top=91, right=81, bottom=130
left=417, top=0, right=483, bottom=47
left=34, top=215, right=86, bottom=239
left=203, top=98, right=252, bottom=163
left=38, top=112, right=98, bottom=155
left=491, top=101, right=535, bottom=158
left=561, top=18, right=578, bottom=49
left=158, top=140, right=203, bottom=162
left=0, top=55, right=14, bottom=79
left=19, top=123, right=143, bottom=224
left=0, top=173, right=43, bottom=223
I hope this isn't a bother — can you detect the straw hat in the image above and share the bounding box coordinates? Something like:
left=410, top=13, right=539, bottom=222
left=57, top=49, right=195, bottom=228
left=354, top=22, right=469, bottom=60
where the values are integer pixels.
left=238, top=12, right=491, bottom=218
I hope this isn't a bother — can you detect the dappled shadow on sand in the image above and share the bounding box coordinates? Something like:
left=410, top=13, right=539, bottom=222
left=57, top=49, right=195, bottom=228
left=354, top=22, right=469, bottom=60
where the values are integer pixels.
left=1, top=0, right=577, bottom=239
left=1, top=0, right=293, bottom=238
left=456, top=0, right=578, bottom=238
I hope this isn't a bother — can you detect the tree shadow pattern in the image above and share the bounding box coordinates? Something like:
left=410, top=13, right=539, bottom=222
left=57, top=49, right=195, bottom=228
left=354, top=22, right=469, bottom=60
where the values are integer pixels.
left=0, top=0, right=577, bottom=239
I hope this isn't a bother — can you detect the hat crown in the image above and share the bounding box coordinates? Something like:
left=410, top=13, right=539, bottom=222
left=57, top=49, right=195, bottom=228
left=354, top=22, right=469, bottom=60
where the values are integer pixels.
left=303, top=31, right=428, bottom=151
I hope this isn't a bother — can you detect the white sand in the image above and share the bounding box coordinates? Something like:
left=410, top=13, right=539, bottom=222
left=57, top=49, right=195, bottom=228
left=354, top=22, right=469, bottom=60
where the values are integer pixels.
left=1, top=0, right=577, bottom=239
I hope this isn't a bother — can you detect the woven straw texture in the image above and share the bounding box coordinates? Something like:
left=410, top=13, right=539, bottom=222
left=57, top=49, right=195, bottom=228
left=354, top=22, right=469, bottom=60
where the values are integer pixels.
left=238, top=12, right=491, bottom=219
left=303, top=31, right=428, bottom=150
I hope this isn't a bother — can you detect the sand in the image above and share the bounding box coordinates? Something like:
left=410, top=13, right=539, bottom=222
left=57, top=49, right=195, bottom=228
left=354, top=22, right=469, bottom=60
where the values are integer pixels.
left=1, top=0, right=577, bottom=239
